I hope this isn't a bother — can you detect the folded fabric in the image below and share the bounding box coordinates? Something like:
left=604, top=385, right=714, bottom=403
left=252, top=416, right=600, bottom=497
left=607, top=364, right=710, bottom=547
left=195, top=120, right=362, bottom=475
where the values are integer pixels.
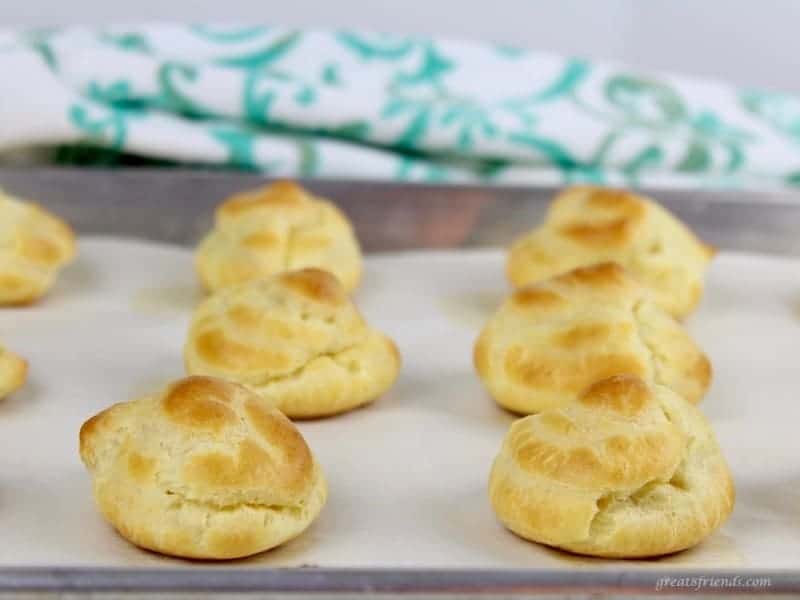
left=1, top=24, right=800, bottom=188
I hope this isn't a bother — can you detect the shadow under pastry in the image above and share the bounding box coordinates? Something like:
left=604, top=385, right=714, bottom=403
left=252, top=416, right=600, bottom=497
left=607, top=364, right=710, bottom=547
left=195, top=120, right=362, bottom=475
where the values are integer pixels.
left=400, top=369, right=517, bottom=430
left=49, top=255, right=100, bottom=303
left=119, top=517, right=328, bottom=568
left=0, top=374, right=39, bottom=416
left=438, top=289, right=507, bottom=331
left=132, top=283, right=204, bottom=316
left=531, top=530, right=742, bottom=568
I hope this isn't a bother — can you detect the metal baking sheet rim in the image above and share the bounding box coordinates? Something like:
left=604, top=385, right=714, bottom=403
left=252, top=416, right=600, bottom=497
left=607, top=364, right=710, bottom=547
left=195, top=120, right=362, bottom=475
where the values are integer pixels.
left=1, top=168, right=800, bottom=595
left=1, top=567, right=798, bottom=594
left=2, top=167, right=800, bottom=256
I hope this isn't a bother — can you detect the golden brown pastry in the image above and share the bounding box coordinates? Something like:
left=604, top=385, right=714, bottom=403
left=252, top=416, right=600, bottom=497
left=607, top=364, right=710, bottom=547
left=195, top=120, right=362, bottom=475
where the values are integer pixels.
left=185, top=268, right=401, bottom=419
left=0, top=345, right=27, bottom=400
left=0, top=189, right=76, bottom=305
left=489, top=375, right=735, bottom=558
left=506, top=186, right=715, bottom=318
left=475, top=263, right=711, bottom=414
left=79, top=376, right=327, bottom=560
left=196, top=180, right=362, bottom=293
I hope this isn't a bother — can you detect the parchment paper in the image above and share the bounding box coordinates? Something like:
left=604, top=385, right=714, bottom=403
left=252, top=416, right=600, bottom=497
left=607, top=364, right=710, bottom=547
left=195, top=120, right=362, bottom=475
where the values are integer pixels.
left=1, top=238, right=799, bottom=570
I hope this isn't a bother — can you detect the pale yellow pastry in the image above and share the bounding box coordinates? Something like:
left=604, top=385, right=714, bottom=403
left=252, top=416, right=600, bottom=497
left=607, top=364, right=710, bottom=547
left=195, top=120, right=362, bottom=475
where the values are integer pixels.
left=475, top=263, right=711, bottom=414
left=506, top=186, right=715, bottom=318
left=0, top=345, right=27, bottom=400
left=185, top=268, right=401, bottom=419
left=0, top=189, right=76, bottom=305
left=79, top=376, right=327, bottom=560
left=196, top=180, right=362, bottom=293
left=489, top=375, right=735, bottom=558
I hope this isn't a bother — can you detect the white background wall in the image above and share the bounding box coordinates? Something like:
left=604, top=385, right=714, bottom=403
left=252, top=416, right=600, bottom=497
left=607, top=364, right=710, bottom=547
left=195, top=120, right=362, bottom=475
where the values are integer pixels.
left=2, top=0, right=799, bottom=93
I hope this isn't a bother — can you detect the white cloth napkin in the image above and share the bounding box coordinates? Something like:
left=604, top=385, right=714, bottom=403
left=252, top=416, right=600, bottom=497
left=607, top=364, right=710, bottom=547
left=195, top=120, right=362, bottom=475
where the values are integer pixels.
left=2, top=24, right=800, bottom=188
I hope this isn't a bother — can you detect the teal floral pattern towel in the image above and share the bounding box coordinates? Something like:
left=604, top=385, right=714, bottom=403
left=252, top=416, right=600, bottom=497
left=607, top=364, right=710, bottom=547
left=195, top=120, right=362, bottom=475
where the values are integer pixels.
left=2, top=24, right=800, bottom=187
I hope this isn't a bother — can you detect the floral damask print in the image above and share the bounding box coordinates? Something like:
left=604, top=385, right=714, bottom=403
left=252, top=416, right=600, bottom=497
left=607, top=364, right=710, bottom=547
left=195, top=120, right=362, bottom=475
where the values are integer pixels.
left=741, top=90, right=800, bottom=143
left=2, top=24, right=799, bottom=188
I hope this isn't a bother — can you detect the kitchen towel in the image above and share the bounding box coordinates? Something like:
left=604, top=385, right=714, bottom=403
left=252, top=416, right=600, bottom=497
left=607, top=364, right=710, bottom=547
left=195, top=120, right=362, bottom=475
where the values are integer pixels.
left=2, top=24, right=800, bottom=188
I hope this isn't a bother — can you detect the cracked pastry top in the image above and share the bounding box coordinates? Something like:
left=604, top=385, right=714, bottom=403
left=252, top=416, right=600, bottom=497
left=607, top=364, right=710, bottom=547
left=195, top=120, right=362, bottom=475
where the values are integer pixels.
left=79, top=376, right=327, bottom=559
left=489, top=375, right=735, bottom=558
left=0, top=345, right=27, bottom=400
left=506, top=186, right=715, bottom=318
left=0, top=189, right=76, bottom=305
left=196, top=180, right=362, bottom=293
left=474, top=262, right=711, bottom=414
left=184, top=268, right=401, bottom=419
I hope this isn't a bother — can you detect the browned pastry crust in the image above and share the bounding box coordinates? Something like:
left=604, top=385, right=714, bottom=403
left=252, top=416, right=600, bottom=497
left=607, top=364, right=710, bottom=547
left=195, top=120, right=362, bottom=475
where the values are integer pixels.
left=79, top=376, right=327, bottom=559
left=0, top=190, right=76, bottom=305
left=196, top=180, right=362, bottom=293
left=475, top=263, right=711, bottom=414
left=0, top=345, right=27, bottom=399
left=489, top=375, right=735, bottom=558
left=185, top=268, right=401, bottom=418
left=506, top=186, right=715, bottom=318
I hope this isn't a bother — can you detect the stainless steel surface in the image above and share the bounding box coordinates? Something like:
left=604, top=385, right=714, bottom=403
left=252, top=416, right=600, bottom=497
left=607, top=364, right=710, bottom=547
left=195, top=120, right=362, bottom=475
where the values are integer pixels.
left=0, top=168, right=798, bottom=596
left=1, top=168, right=799, bottom=255
left=0, top=568, right=796, bottom=595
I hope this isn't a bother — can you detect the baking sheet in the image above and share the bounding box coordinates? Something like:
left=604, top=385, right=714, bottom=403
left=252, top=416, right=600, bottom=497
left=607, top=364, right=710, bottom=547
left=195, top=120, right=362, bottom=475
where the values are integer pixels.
left=1, top=237, right=799, bottom=571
